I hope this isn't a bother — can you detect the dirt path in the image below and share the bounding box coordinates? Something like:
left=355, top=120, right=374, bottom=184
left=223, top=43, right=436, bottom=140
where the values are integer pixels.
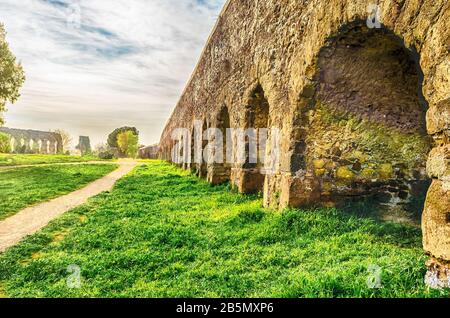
left=0, top=161, right=117, bottom=171
left=0, top=159, right=138, bottom=253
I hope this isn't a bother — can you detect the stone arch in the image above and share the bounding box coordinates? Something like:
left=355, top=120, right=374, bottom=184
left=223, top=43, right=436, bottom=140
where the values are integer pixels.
left=189, top=125, right=196, bottom=173
left=286, top=23, right=432, bottom=214
left=15, top=137, right=23, bottom=153
left=207, top=105, right=232, bottom=185
left=189, top=120, right=201, bottom=176
left=48, top=139, right=55, bottom=154
left=32, top=139, right=40, bottom=153
left=178, top=130, right=189, bottom=169
left=281, top=20, right=446, bottom=284
left=45, top=140, right=50, bottom=154
left=199, top=119, right=209, bottom=178
left=18, top=138, right=25, bottom=153
left=25, top=139, right=32, bottom=153
left=237, top=84, right=271, bottom=193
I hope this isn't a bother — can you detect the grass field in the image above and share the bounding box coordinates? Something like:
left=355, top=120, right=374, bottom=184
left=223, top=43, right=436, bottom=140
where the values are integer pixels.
left=0, top=161, right=446, bottom=298
left=0, top=154, right=110, bottom=167
left=0, top=164, right=118, bottom=220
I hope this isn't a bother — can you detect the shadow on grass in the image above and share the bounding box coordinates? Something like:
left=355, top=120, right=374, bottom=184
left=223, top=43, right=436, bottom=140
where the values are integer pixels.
left=138, top=166, right=423, bottom=250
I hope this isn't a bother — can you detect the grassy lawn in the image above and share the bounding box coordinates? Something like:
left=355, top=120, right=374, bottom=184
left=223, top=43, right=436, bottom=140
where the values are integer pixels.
left=0, top=154, right=110, bottom=166
left=0, top=164, right=118, bottom=220
left=0, top=161, right=446, bottom=298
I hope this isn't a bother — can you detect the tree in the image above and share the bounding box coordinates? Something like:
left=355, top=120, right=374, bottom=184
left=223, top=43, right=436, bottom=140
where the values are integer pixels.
left=0, top=132, right=11, bottom=153
left=54, top=129, right=72, bottom=152
left=0, top=23, right=25, bottom=126
left=107, top=126, right=139, bottom=149
left=117, top=130, right=139, bottom=158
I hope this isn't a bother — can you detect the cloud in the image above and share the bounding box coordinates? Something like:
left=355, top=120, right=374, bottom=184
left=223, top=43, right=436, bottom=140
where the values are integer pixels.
left=0, top=0, right=225, bottom=147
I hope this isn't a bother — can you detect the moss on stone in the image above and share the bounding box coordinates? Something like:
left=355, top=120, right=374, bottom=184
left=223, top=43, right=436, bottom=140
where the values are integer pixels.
left=313, top=159, right=326, bottom=169
left=315, top=168, right=326, bottom=176
left=350, top=150, right=369, bottom=164
left=379, top=163, right=394, bottom=179
left=336, top=166, right=355, bottom=180
left=360, top=168, right=378, bottom=179
left=322, top=181, right=332, bottom=192
left=308, top=102, right=431, bottom=170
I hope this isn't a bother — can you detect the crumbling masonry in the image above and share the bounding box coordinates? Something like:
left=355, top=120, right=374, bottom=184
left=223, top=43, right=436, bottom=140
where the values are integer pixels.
left=159, top=0, right=450, bottom=287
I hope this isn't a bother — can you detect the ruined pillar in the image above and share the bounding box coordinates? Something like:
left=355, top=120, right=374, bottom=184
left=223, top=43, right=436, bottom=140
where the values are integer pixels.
left=76, top=136, right=91, bottom=156
left=45, top=140, right=50, bottom=154
left=37, top=139, right=43, bottom=154
left=423, top=98, right=450, bottom=289
left=10, top=137, right=16, bottom=153
left=49, top=140, right=53, bottom=154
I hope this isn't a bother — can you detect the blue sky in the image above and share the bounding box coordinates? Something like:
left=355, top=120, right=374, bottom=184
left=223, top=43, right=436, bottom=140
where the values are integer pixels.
left=0, top=0, right=225, bottom=147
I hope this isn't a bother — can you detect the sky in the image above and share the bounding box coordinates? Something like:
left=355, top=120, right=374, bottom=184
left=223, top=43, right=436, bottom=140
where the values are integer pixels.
left=0, top=0, right=225, bottom=148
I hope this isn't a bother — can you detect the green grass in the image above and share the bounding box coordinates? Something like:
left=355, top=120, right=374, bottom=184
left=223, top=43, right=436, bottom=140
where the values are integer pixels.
left=0, top=161, right=446, bottom=298
left=0, top=154, right=111, bottom=166
left=0, top=164, right=118, bottom=220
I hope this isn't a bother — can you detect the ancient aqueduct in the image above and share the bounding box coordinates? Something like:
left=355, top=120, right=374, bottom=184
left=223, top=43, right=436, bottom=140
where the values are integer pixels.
left=0, top=127, right=63, bottom=154
left=159, top=0, right=450, bottom=285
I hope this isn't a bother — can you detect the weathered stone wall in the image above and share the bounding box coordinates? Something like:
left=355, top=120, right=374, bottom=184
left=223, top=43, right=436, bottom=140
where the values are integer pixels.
left=0, top=127, right=63, bottom=154
left=159, top=0, right=450, bottom=286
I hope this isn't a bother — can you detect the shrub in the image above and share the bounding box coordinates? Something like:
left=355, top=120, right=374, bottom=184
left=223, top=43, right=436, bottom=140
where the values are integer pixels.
left=98, top=151, right=115, bottom=160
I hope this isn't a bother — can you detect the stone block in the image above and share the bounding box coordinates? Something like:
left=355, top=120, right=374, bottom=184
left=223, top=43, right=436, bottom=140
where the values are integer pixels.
left=422, top=180, right=450, bottom=261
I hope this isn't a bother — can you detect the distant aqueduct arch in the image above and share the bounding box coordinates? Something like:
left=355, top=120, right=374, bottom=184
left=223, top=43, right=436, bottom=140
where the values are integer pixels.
left=159, top=0, right=450, bottom=287
left=0, top=127, right=63, bottom=154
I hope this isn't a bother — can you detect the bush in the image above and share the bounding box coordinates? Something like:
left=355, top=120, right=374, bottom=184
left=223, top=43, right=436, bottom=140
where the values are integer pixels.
left=0, top=132, right=11, bottom=153
left=98, top=151, right=115, bottom=160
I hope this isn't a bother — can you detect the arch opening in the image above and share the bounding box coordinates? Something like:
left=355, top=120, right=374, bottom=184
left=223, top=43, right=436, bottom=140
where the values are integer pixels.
left=207, top=106, right=232, bottom=185
left=239, top=85, right=270, bottom=193
left=198, top=120, right=208, bottom=178
left=291, top=24, right=432, bottom=223
left=189, top=126, right=197, bottom=174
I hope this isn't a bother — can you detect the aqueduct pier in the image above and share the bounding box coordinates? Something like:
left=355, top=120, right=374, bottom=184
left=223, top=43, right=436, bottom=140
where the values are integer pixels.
left=159, top=0, right=450, bottom=287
